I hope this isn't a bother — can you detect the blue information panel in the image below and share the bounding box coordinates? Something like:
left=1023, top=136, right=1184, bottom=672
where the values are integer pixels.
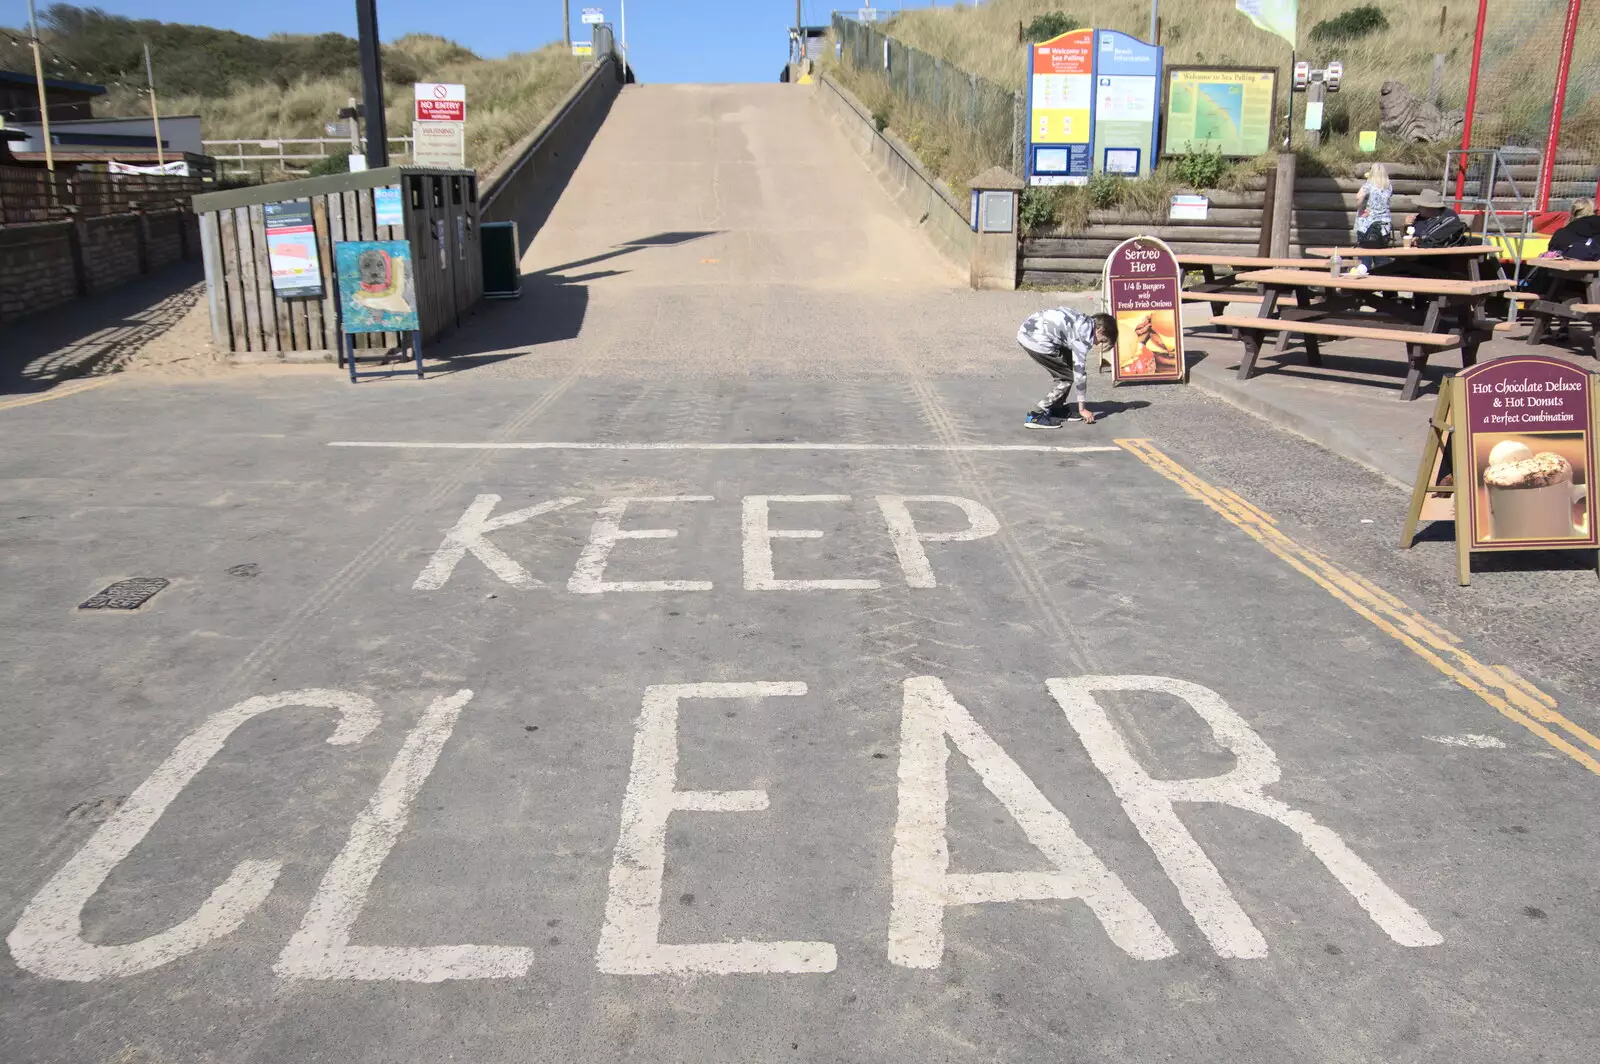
left=1026, top=28, right=1163, bottom=185
left=1092, top=31, right=1162, bottom=179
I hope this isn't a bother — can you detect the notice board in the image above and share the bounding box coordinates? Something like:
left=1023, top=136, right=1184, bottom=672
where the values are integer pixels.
left=1026, top=28, right=1095, bottom=185
left=1162, top=66, right=1278, bottom=157
left=263, top=199, right=324, bottom=299
left=1091, top=30, right=1161, bottom=179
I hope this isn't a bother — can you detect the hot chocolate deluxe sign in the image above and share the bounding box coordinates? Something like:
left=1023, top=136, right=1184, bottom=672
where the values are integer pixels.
left=1404, top=355, right=1599, bottom=585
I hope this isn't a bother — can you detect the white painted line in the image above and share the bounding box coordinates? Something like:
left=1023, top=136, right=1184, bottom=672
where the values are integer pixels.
left=1426, top=734, right=1508, bottom=749
left=889, top=677, right=1175, bottom=969
left=742, top=495, right=880, bottom=591
left=276, top=689, right=536, bottom=982
left=329, top=441, right=1123, bottom=454
left=9, top=690, right=381, bottom=982
left=1051, top=675, right=1442, bottom=956
left=597, top=682, right=837, bottom=975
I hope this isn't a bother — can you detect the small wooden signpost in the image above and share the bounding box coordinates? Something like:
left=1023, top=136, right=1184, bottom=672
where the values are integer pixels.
left=1102, top=236, right=1187, bottom=384
left=1402, top=355, right=1599, bottom=584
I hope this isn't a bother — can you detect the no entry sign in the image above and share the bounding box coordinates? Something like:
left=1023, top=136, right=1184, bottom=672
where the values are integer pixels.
left=414, top=82, right=466, bottom=122
left=1103, top=236, right=1185, bottom=383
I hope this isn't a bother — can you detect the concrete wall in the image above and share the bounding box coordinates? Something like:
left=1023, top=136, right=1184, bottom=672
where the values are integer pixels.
left=481, top=55, right=624, bottom=240
left=0, top=209, right=196, bottom=325
left=812, top=73, right=973, bottom=275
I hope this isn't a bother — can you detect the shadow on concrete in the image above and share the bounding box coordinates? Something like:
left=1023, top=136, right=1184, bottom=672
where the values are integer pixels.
left=1409, top=521, right=1600, bottom=577
left=1088, top=398, right=1152, bottom=421
left=0, top=263, right=204, bottom=397
left=429, top=231, right=717, bottom=366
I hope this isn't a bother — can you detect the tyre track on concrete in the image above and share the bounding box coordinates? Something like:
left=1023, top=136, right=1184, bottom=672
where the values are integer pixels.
left=895, top=370, right=1096, bottom=677
left=216, top=365, right=595, bottom=701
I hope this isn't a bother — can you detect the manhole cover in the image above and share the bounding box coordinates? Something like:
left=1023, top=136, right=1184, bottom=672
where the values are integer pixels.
left=79, top=578, right=169, bottom=611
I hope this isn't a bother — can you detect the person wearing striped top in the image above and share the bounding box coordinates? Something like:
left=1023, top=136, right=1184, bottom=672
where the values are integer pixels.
left=1015, top=306, right=1117, bottom=428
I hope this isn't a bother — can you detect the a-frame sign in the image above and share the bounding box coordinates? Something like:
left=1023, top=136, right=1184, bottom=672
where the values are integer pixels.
left=1402, top=355, right=1599, bottom=585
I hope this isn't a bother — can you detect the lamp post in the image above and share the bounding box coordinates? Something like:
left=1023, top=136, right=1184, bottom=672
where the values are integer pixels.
left=354, top=0, right=389, bottom=168
left=26, top=0, right=54, bottom=172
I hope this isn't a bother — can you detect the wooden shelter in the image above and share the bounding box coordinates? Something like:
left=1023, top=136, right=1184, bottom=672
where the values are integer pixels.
left=191, top=166, right=482, bottom=359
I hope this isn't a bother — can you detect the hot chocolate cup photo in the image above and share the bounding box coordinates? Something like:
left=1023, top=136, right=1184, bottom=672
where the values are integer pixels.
left=1480, top=438, right=1590, bottom=542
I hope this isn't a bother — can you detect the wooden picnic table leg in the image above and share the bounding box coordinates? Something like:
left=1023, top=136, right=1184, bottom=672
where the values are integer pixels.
left=1526, top=308, right=1550, bottom=346
left=1235, top=285, right=1279, bottom=380
left=1455, top=298, right=1484, bottom=368
left=1400, top=299, right=1445, bottom=401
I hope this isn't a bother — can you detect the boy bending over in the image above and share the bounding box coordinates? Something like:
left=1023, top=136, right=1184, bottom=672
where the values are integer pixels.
left=1016, top=306, right=1118, bottom=428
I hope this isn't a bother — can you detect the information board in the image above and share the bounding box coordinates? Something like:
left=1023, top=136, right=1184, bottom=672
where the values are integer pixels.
left=1103, top=236, right=1185, bottom=384
left=1027, top=28, right=1094, bottom=186
left=1403, top=355, right=1599, bottom=584
left=1162, top=66, right=1278, bottom=157
left=263, top=200, right=323, bottom=299
left=581, top=7, right=604, bottom=24
left=373, top=186, right=404, bottom=228
left=1091, top=30, right=1161, bottom=179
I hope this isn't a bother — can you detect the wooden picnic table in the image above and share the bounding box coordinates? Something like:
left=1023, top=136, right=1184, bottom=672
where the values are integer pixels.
left=1305, top=244, right=1504, bottom=282
left=1209, top=268, right=1512, bottom=400
left=1519, top=257, right=1600, bottom=349
left=1177, top=253, right=1328, bottom=316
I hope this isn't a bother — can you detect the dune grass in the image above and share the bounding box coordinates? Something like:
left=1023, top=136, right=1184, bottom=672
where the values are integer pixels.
left=97, top=34, right=585, bottom=176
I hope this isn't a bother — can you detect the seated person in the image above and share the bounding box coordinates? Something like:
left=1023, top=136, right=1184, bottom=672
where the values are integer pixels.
left=1403, top=189, right=1469, bottom=249
left=1547, top=198, right=1600, bottom=259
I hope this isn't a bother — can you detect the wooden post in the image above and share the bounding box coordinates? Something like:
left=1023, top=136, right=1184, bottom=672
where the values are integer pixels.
left=1270, top=152, right=1296, bottom=257
left=1257, top=167, right=1277, bottom=257
left=1305, top=79, right=1326, bottom=148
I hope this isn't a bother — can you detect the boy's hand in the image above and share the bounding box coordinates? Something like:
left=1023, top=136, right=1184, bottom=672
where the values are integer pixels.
left=1079, top=405, right=1098, bottom=424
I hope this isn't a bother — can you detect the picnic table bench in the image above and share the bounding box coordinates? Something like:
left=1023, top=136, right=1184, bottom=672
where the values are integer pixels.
left=1178, top=254, right=1326, bottom=316
left=1520, top=257, right=1600, bottom=349
left=1209, top=269, right=1511, bottom=400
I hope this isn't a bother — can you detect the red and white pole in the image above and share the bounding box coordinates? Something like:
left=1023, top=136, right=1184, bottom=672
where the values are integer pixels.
left=1538, top=0, right=1583, bottom=211
left=1454, top=0, right=1490, bottom=211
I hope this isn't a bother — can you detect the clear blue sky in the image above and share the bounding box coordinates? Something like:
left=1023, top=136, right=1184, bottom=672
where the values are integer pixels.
left=63, top=2, right=954, bottom=84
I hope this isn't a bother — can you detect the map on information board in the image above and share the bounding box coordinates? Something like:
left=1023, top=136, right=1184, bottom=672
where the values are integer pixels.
left=1163, top=67, right=1277, bottom=157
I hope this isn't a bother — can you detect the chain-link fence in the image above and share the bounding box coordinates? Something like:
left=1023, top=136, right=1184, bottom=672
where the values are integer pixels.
left=1463, top=0, right=1599, bottom=209
left=832, top=14, right=1019, bottom=178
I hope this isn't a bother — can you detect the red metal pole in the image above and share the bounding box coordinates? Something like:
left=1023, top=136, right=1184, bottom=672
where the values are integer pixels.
left=1538, top=0, right=1583, bottom=212
left=1454, top=0, right=1490, bottom=210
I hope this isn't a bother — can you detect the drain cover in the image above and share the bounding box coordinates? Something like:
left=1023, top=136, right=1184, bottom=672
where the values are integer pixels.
left=79, top=578, right=169, bottom=611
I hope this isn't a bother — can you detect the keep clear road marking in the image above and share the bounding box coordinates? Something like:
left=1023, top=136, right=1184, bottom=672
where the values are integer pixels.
left=1116, top=438, right=1600, bottom=777
left=327, top=441, right=1123, bottom=454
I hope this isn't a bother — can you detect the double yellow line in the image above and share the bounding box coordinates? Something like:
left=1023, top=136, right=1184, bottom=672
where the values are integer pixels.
left=0, top=377, right=115, bottom=410
left=1117, top=437, right=1600, bottom=776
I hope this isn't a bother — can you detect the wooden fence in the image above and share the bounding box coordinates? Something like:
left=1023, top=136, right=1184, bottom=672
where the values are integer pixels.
left=1021, top=161, right=1600, bottom=287
left=0, top=165, right=203, bottom=226
left=194, top=167, right=482, bottom=358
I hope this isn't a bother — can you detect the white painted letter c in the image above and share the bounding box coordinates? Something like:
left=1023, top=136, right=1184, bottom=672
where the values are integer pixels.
left=6, top=690, right=380, bottom=982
